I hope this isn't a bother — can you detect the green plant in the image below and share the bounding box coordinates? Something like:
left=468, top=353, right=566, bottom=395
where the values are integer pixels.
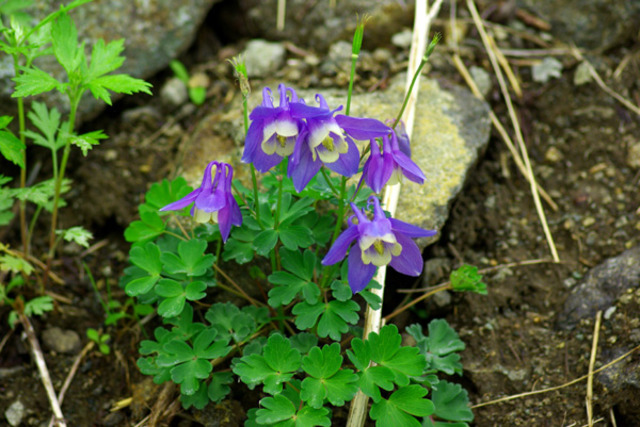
left=0, top=0, right=151, bottom=323
left=120, top=19, right=482, bottom=425
left=86, top=327, right=111, bottom=355
left=169, top=59, right=207, bottom=106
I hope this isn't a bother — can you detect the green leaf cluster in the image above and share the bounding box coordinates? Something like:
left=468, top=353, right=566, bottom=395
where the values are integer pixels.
left=450, top=264, right=487, bottom=295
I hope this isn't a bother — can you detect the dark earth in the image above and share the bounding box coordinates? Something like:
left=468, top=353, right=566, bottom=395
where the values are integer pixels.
left=2, top=1, right=640, bottom=426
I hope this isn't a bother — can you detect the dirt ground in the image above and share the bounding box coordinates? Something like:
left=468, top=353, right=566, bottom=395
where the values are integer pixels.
left=2, top=1, right=640, bottom=426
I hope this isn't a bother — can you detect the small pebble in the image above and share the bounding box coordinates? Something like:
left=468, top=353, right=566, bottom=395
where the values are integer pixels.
left=160, top=77, right=188, bottom=108
left=42, top=327, right=81, bottom=354
left=603, top=306, right=617, bottom=320
left=5, top=400, right=24, bottom=427
left=391, top=29, right=413, bottom=48
left=243, top=39, right=286, bottom=78
left=544, top=146, right=563, bottom=163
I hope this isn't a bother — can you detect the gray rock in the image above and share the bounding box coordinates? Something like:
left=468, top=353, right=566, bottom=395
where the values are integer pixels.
left=42, top=327, right=81, bottom=354
left=243, top=39, right=286, bottom=78
left=242, top=0, right=414, bottom=52
left=319, top=40, right=352, bottom=75
left=517, top=0, right=640, bottom=49
left=181, top=75, right=491, bottom=250
left=469, top=66, right=492, bottom=98
left=1, top=0, right=219, bottom=121
left=5, top=399, right=24, bottom=427
left=557, top=245, right=640, bottom=330
left=160, top=77, right=189, bottom=109
left=391, top=29, right=413, bottom=48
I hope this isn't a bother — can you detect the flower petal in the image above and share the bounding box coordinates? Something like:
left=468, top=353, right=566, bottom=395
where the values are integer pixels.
left=388, top=233, right=424, bottom=276
left=335, top=115, right=391, bottom=140
left=389, top=218, right=437, bottom=238
left=288, top=135, right=322, bottom=192
left=159, top=188, right=199, bottom=211
left=322, top=225, right=359, bottom=266
left=325, top=137, right=359, bottom=177
left=348, top=247, right=377, bottom=294
left=392, top=150, right=426, bottom=184
left=242, top=119, right=263, bottom=164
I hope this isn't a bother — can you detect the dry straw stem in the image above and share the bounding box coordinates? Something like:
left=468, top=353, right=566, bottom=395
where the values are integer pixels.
left=48, top=341, right=95, bottom=427
left=466, top=0, right=559, bottom=262
left=451, top=54, right=558, bottom=211
left=472, top=342, right=640, bottom=409
left=571, top=46, right=640, bottom=117
left=19, top=312, right=67, bottom=427
left=346, top=0, right=443, bottom=426
left=586, top=310, right=602, bottom=427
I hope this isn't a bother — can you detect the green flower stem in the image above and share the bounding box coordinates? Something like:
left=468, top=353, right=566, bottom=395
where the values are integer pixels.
left=320, top=167, right=339, bottom=196
left=243, top=95, right=262, bottom=227
left=392, top=33, right=441, bottom=130
left=43, top=89, right=82, bottom=287
left=331, top=177, right=348, bottom=244
left=320, top=176, right=348, bottom=288
left=12, top=52, right=28, bottom=255
left=345, top=53, right=358, bottom=116
left=273, top=163, right=286, bottom=228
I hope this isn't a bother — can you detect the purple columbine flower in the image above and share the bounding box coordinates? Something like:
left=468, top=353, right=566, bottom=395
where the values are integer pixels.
left=242, top=84, right=302, bottom=172
left=361, top=130, right=426, bottom=193
left=322, top=196, right=436, bottom=294
left=288, top=95, right=392, bottom=192
left=160, top=161, right=242, bottom=242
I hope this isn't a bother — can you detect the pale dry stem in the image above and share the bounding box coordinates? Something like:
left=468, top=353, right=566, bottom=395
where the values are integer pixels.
left=467, top=0, right=559, bottom=262
left=346, top=0, right=442, bottom=426
left=472, top=343, right=640, bottom=409
left=19, top=313, right=67, bottom=427
left=48, top=341, right=95, bottom=427
left=586, top=311, right=602, bottom=427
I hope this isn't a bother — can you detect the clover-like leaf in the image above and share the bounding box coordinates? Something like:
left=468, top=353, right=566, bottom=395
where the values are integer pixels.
left=370, top=385, right=435, bottom=427
left=430, top=380, right=473, bottom=424
left=233, top=334, right=301, bottom=395
left=293, top=299, right=359, bottom=341
left=160, top=238, right=213, bottom=277
left=125, top=242, right=162, bottom=296
left=300, top=343, right=358, bottom=408
left=407, top=320, right=465, bottom=376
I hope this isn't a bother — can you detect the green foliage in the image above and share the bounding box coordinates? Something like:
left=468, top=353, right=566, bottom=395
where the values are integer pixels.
left=407, top=319, right=465, bottom=376
left=369, top=385, right=434, bottom=427
left=428, top=381, right=473, bottom=426
left=0, top=126, right=25, bottom=167
left=86, top=328, right=111, bottom=355
left=0, top=177, right=15, bottom=226
left=348, top=324, right=426, bottom=402
left=450, top=264, right=487, bottom=295
left=117, top=29, right=476, bottom=425
left=57, top=225, right=92, bottom=247
left=268, top=248, right=319, bottom=307
left=300, top=343, right=358, bottom=408
left=233, top=334, right=301, bottom=395
left=169, top=59, right=206, bottom=106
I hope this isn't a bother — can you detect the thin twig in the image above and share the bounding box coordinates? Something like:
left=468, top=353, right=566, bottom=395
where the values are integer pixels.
left=490, top=34, right=522, bottom=98
left=211, top=263, right=265, bottom=307
left=571, top=47, right=640, bottom=117
left=48, top=341, right=95, bottom=427
left=0, top=327, right=14, bottom=355
left=452, top=51, right=557, bottom=211
left=397, top=258, right=558, bottom=293
left=586, top=311, right=602, bottom=427
left=472, top=343, right=640, bottom=408
left=467, top=0, right=559, bottom=262
left=19, top=313, right=67, bottom=427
